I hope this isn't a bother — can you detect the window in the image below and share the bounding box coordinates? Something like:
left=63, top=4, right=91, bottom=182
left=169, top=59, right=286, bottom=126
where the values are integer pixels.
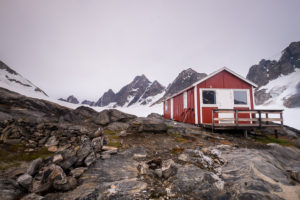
left=234, top=91, right=247, bottom=105
left=183, top=92, right=187, bottom=108
left=203, top=90, right=216, bottom=104
left=165, top=101, right=168, bottom=111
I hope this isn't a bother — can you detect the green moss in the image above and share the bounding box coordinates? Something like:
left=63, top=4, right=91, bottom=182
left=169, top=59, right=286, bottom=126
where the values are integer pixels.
left=0, top=145, right=53, bottom=171
left=104, top=129, right=117, bottom=135
left=254, top=135, right=293, bottom=147
left=108, top=141, right=122, bottom=148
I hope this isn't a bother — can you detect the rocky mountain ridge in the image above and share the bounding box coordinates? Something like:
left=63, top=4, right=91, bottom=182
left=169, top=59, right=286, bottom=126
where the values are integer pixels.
left=58, top=95, right=80, bottom=104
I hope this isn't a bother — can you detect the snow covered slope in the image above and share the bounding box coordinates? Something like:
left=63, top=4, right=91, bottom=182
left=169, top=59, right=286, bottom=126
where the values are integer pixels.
left=256, top=69, right=300, bottom=129
left=0, top=61, right=48, bottom=98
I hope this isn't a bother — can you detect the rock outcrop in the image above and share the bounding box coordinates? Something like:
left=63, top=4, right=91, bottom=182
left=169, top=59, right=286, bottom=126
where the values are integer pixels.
left=58, top=95, right=79, bottom=104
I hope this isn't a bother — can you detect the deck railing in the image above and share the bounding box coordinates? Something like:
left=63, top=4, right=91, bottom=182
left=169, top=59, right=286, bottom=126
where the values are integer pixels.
left=211, top=109, right=283, bottom=130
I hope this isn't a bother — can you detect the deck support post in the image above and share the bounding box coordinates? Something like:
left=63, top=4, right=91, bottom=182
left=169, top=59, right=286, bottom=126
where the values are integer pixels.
left=274, top=129, right=278, bottom=138
left=244, top=130, right=248, bottom=138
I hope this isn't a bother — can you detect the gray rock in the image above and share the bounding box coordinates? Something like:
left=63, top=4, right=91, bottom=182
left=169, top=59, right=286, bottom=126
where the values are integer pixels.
left=95, top=110, right=110, bottom=125
left=20, top=193, right=44, bottom=200
left=91, top=136, right=103, bottom=152
left=53, top=177, right=77, bottom=191
left=27, top=158, right=42, bottom=176
left=44, top=136, right=58, bottom=147
left=76, top=140, right=92, bottom=165
left=17, top=173, right=32, bottom=190
left=90, top=127, right=104, bottom=138
left=84, top=152, right=96, bottom=167
left=52, top=154, right=63, bottom=163
left=0, top=178, right=22, bottom=200
left=106, top=122, right=129, bottom=131
left=70, top=167, right=87, bottom=178
left=128, top=117, right=168, bottom=133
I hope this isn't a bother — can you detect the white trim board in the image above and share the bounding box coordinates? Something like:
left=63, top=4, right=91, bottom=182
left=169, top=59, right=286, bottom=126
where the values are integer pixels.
left=194, top=86, right=198, bottom=124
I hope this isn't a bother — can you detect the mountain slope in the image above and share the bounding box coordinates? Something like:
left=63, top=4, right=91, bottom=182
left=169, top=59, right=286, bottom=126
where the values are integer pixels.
left=247, top=41, right=300, bottom=106
left=0, top=60, right=48, bottom=98
left=95, top=75, right=165, bottom=108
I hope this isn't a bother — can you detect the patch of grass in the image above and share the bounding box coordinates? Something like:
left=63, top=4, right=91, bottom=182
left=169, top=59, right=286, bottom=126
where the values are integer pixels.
left=175, top=137, right=189, bottom=143
left=254, top=135, right=293, bottom=147
left=0, top=144, right=53, bottom=171
left=167, top=125, right=174, bottom=129
left=172, top=147, right=184, bottom=154
left=108, top=141, right=122, bottom=148
left=104, top=129, right=117, bottom=135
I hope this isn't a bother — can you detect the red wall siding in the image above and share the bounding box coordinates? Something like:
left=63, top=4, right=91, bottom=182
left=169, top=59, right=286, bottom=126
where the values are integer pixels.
left=202, top=107, right=218, bottom=124
left=173, top=94, right=184, bottom=121
left=184, top=88, right=195, bottom=124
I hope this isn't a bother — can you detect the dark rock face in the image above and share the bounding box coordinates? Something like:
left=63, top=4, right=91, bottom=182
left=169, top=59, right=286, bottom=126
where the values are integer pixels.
left=95, top=75, right=165, bottom=107
left=95, top=109, right=136, bottom=125
left=160, top=68, right=207, bottom=102
left=81, top=100, right=95, bottom=106
left=247, top=41, right=300, bottom=88
left=58, top=95, right=79, bottom=104
left=95, top=89, right=116, bottom=107
left=116, top=75, right=152, bottom=107
left=139, top=81, right=165, bottom=105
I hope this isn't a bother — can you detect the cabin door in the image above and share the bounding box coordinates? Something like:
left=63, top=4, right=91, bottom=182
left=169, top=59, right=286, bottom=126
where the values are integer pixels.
left=217, top=89, right=234, bottom=123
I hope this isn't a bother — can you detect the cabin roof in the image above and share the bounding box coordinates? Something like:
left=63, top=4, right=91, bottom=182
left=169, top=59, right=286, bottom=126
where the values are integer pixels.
left=164, top=67, right=258, bottom=102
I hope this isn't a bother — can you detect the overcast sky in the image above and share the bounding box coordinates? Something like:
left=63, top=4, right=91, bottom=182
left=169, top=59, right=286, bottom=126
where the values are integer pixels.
left=0, top=0, right=299, bottom=101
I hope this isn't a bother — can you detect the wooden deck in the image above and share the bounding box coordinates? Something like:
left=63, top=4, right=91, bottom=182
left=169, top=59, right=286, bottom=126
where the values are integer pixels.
left=201, top=109, right=284, bottom=132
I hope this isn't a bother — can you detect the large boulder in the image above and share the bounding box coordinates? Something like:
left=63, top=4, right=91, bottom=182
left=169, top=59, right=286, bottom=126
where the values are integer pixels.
left=94, top=109, right=136, bottom=125
left=127, top=117, right=168, bottom=133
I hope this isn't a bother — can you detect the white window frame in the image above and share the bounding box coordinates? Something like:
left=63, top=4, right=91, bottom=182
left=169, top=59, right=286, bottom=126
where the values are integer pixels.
left=183, top=92, right=187, bottom=108
left=233, top=89, right=250, bottom=108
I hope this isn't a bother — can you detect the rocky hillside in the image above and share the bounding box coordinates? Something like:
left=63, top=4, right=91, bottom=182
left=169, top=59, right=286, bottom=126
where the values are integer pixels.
left=58, top=95, right=80, bottom=104
left=0, top=60, right=48, bottom=97
left=246, top=41, right=300, bottom=107
left=95, top=75, right=165, bottom=107
left=0, top=87, right=300, bottom=200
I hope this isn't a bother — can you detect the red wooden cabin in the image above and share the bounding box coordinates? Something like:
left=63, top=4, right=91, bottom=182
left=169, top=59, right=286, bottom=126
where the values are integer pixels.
left=163, top=67, right=258, bottom=125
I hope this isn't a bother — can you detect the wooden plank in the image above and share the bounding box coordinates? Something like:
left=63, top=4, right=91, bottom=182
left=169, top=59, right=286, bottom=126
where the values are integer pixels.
left=213, top=118, right=235, bottom=121
left=214, top=110, right=235, bottom=113
left=237, top=118, right=258, bottom=121
left=237, top=111, right=259, bottom=114
left=261, top=118, right=283, bottom=122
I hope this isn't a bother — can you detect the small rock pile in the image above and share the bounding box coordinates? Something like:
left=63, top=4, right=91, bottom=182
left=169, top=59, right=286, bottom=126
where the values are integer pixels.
left=14, top=128, right=105, bottom=198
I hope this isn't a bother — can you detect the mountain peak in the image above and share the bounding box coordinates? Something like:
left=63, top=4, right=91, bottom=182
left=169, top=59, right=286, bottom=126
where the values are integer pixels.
left=59, top=95, right=79, bottom=104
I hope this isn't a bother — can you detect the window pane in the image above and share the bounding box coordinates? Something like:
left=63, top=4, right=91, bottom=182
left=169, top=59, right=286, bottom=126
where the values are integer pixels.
left=234, top=91, right=247, bottom=105
left=203, top=91, right=216, bottom=104
left=165, top=101, right=168, bottom=110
